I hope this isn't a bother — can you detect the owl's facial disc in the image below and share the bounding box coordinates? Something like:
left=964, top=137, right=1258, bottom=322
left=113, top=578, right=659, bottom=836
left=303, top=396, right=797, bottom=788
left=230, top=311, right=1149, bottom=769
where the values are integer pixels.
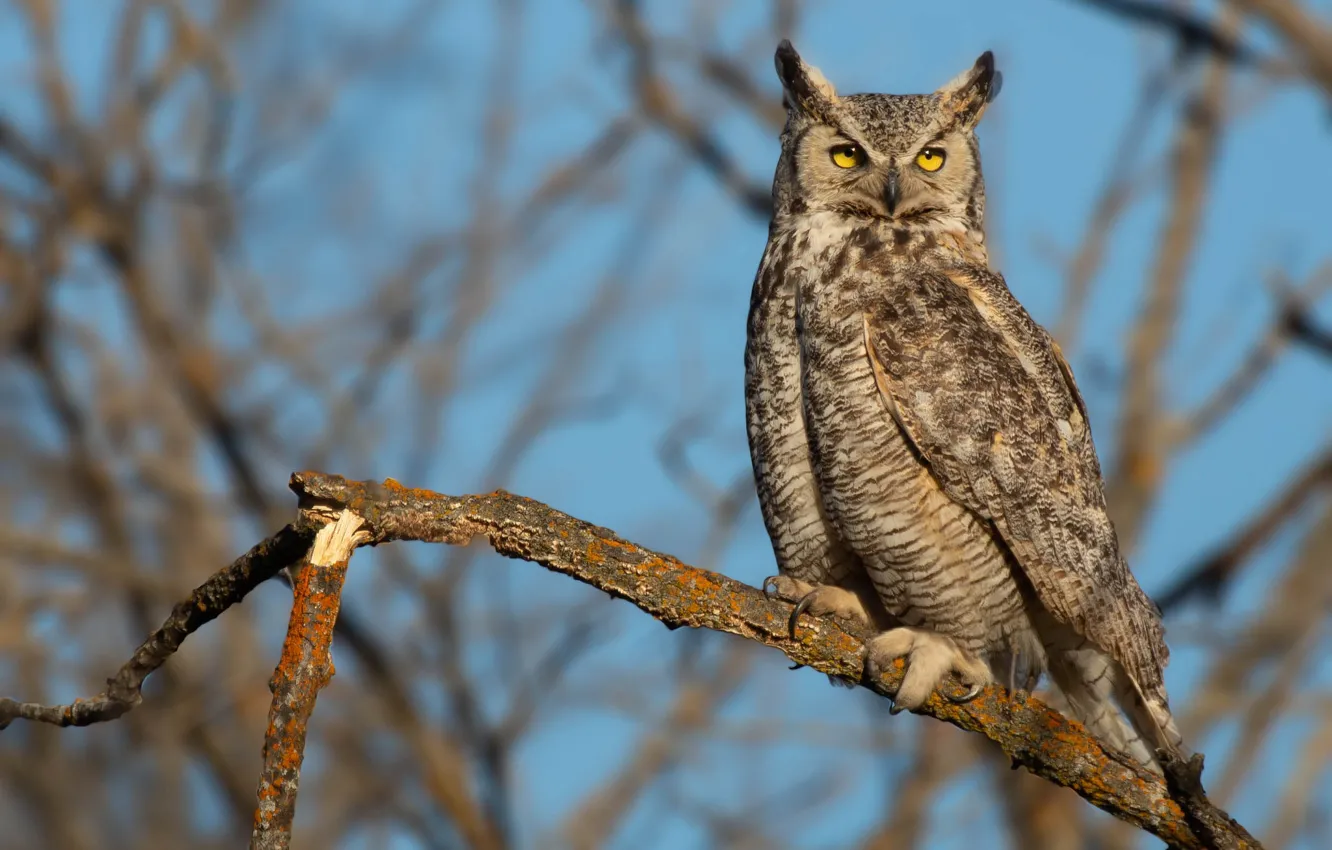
left=773, top=43, right=998, bottom=232
left=887, top=135, right=974, bottom=223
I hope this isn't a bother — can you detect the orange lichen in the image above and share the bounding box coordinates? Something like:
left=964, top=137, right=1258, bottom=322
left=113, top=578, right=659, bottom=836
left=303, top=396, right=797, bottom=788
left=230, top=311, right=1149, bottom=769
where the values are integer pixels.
left=252, top=542, right=352, bottom=841
left=678, top=569, right=721, bottom=592
left=592, top=536, right=639, bottom=554
left=635, top=556, right=672, bottom=575
left=380, top=477, right=445, bottom=501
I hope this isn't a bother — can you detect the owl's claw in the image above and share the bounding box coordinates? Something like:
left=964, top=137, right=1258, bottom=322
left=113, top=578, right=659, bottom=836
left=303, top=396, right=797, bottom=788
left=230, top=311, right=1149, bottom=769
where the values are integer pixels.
left=762, top=574, right=812, bottom=603
left=885, top=680, right=982, bottom=709
left=766, top=578, right=871, bottom=640
left=865, top=627, right=993, bottom=714
left=788, top=592, right=816, bottom=638
left=883, top=662, right=979, bottom=712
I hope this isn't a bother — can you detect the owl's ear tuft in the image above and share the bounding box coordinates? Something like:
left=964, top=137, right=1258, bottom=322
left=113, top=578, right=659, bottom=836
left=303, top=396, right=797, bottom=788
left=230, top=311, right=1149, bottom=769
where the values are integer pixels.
left=774, top=40, right=838, bottom=119
left=938, top=51, right=1001, bottom=127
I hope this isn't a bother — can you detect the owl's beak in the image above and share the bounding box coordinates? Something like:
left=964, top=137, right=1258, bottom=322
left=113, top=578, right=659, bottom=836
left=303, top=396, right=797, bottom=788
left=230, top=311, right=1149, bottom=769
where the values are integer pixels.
left=883, top=169, right=901, bottom=216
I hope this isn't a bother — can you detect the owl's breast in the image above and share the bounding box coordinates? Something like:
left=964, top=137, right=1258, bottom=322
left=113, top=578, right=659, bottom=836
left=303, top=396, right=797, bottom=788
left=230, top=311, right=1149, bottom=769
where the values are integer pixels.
left=794, top=266, right=1035, bottom=655
left=745, top=226, right=863, bottom=586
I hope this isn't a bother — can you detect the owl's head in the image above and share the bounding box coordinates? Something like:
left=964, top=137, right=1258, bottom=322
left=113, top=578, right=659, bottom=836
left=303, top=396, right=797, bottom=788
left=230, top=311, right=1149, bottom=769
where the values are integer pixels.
left=770, top=41, right=1000, bottom=233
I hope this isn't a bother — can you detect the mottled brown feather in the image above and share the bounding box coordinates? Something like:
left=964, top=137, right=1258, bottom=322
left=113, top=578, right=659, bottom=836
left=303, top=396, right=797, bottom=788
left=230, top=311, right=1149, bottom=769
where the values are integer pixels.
left=862, top=264, right=1170, bottom=696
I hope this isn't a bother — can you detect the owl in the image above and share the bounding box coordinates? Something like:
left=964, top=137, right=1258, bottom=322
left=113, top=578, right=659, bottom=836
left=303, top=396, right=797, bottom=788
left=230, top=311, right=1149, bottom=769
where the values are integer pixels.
left=745, top=41, right=1186, bottom=770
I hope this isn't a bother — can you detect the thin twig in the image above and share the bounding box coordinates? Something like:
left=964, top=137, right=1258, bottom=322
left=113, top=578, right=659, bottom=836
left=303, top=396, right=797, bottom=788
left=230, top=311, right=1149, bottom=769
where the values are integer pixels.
left=1069, top=0, right=1264, bottom=64
left=1156, top=445, right=1332, bottom=611
left=1053, top=66, right=1173, bottom=348
left=1171, top=268, right=1332, bottom=446
left=612, top=0, right=772, bottom=219
left=1285, top=307, right=1332, bottom=358
left=1264, top=699, right=1332, bottom=850
left=1212, top=621, right=1321, bottom=804
left=0, top=524, right=315, bottom=729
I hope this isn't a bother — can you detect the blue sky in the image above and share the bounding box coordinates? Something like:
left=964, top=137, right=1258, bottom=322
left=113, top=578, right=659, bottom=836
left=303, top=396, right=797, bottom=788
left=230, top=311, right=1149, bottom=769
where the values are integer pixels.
left=7, top=1, right=1331, bottom=847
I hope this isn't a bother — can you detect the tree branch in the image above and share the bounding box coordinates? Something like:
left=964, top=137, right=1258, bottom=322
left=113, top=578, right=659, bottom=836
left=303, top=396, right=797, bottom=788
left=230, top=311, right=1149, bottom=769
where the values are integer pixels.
left=0, top=523, right=315, bottom=729
left=1070, top=0, right=1264, bottom=65
left=1069, top=0, right=1332, bottom=96
left=610, top=0, right=772, bottom=219
left=0, top=471, right=1264, bottom=848
left=1284, top=305, right=1332, bottom=358
left=252, top=510, right=370, bottom=850
left=1231, top=0, right=1332, bottom=98
left=1156, top=445, right=1332, bottom=612
left=290, top=472, right=1259, bottom=849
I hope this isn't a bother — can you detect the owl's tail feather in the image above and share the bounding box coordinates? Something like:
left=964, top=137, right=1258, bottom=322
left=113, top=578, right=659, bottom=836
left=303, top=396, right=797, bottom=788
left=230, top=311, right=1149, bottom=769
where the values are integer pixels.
left=1044, top=650, right=1184, bottom=774
left=1121, top=669, right=1188, bottom=764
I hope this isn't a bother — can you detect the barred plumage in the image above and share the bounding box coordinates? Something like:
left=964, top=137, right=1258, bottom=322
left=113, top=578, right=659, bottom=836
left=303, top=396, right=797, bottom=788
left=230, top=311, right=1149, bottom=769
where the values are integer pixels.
left=746, top=41, right=1185, bottom=769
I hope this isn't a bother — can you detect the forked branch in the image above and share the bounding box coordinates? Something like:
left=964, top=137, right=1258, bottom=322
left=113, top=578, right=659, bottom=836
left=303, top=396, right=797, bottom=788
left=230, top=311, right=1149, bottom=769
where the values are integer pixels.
left=0, top=471, right=1262, bottom=849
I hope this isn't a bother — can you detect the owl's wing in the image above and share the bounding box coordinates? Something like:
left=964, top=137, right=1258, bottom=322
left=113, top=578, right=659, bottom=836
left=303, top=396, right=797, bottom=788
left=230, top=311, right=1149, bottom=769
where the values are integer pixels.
left=862, top=262, right=1168, bottom=693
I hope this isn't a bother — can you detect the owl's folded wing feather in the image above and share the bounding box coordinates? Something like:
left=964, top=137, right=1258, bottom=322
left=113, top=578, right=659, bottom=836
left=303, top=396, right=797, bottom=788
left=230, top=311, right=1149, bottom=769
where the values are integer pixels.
left=861, top=263, right=1169, bottom=694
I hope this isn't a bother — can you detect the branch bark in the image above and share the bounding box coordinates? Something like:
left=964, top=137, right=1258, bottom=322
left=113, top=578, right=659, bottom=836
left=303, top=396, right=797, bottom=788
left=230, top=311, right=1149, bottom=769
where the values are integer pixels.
left=251, top=510, right=369, bottom=850
left=0, top=471, right=1265, bottom=849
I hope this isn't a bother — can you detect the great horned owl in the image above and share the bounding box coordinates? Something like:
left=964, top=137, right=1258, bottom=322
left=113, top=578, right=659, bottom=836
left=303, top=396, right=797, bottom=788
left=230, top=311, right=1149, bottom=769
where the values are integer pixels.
left=745, top=41, right=1185, bottom=769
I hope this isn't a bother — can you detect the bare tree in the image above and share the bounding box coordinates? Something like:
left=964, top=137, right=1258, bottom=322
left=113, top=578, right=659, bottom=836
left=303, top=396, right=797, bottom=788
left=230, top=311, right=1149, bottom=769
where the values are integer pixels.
left=0, top=1, right=1329, bottom=848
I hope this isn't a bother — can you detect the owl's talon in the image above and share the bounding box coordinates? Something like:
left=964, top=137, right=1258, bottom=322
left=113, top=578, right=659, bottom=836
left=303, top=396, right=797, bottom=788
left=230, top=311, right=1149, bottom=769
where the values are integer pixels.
left=768, top=581, right=871, bottom=639
left=866, top=627, right=993, bottom=714
left=788, top=592, right=816, bottom=638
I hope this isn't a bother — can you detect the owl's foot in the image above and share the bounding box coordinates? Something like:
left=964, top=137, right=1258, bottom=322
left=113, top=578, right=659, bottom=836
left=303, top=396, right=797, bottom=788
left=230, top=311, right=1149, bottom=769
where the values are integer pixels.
left=763, top=575, right=870, bottom=638
left=865, top=628, right=992, bottom=715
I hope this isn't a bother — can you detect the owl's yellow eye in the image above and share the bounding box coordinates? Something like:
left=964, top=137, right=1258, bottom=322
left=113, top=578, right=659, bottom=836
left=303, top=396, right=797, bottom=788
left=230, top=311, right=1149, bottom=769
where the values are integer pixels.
left=916, top=147, right=946, bottom=172
left=830, top=144, right=865, bottom=169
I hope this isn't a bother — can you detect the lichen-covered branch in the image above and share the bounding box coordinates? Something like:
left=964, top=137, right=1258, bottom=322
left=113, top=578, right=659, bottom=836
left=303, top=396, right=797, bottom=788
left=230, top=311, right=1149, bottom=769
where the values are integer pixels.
left=251, top=510, right=369, bottom=850
left=292, top=471, right=1261, bottom=849
left=0, top=471, right=1264, bottom=848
